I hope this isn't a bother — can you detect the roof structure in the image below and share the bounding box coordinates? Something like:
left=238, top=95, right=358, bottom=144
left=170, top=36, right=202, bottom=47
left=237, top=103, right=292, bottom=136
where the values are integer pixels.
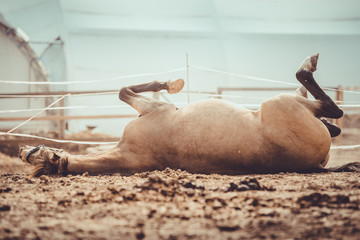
left=0, top=13, right=49, bottom=87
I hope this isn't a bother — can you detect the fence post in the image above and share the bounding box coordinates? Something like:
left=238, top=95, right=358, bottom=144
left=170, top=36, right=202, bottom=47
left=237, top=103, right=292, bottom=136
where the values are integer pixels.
left=217, top=87, right=223, bottom=99
left=186, top=53, right=190, bottom=104
left=58, top=98, right=65, bottom=139
left=335, top=85, right=344, bottom=143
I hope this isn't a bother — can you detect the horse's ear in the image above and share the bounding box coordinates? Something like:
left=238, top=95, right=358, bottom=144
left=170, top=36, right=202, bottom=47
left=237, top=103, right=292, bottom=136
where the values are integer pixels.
left=48, top=152, right=61, bottom=165
left=29, top=151, right=64, bottom=178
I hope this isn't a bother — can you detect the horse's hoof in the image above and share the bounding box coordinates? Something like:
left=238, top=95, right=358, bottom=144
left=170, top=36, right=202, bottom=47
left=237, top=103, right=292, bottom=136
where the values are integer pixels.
left=310, top=53, right=319, bottom=71
left=167, top=79, right=185, bottom=94
left=299, top=53, right=319, bottom=73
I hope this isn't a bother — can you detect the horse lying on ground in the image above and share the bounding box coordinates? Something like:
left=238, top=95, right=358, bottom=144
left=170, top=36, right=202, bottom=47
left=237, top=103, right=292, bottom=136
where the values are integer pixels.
left=19, top=54, right=360, bottom=177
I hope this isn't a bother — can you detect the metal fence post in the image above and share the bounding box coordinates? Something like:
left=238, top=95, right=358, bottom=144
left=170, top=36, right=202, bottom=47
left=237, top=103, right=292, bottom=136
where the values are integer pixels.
left=335, top=85, right=344, bottom=143
left=59, top=98, right=65, bottom=139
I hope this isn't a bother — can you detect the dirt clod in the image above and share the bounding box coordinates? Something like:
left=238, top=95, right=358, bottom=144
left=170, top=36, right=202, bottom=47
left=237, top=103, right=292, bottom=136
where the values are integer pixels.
left=0, top=205, right=11, bottom=211
left=226, top=177, right=275, bottom=192
left=0, top=187, right=12, bottom=193
left=297, top=192, right=356, bottom=209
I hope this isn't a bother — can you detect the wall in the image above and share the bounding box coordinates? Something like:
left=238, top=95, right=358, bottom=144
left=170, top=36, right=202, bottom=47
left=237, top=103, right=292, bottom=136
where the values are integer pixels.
left=1, top=0, right=359, bottom=136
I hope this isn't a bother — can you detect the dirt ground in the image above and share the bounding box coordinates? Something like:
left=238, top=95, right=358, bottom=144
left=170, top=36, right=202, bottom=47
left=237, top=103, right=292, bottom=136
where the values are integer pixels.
left=0, top=124, right=359, bottom=239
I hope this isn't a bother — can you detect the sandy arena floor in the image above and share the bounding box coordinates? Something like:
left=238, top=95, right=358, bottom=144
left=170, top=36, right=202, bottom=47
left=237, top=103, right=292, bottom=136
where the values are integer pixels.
left=0, top=129, right=359, bottom=239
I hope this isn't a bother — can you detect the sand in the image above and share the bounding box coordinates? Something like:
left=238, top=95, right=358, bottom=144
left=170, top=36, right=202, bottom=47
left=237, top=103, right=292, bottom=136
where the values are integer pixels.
left=0, top=128, right=359, bottom=239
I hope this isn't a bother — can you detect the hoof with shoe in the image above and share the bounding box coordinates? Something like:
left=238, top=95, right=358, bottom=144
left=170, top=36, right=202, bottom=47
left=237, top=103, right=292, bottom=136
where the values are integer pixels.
left=299, top=53, right=319, bottom=72
left=167, top=79, right=185, bottom=94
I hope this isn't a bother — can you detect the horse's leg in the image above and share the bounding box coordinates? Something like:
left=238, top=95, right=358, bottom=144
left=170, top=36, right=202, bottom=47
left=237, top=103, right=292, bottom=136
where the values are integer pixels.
left=295, top=53, right=343, bottom=119
left=301, top=162, right=360, bottom=173
left=328, top=162, right=360, bottom=172
left=320, top=118, right=341, bottom=137
left=119, top=79, right=184, bottom=116
left=296, top=85, right=341, bottom=138
left=294, top=54, right=346, bottom=169
left=295, top=86, right=333, bottom=166
left=295, top=86, right=308, bottom=98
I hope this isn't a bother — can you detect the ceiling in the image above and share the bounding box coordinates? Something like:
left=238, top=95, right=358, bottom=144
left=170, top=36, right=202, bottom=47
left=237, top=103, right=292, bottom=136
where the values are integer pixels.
left=0, top=0, right=359, bottom=38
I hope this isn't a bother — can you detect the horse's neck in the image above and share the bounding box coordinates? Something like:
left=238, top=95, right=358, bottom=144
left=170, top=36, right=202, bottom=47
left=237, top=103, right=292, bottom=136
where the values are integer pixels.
left=66, top=145, right=158, bottom=174
left=67, top=147, right=123, bottom=174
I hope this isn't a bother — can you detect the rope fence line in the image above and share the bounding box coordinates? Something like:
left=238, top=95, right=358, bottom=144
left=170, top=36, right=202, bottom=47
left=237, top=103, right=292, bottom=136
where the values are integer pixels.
left=2, top=82, right=360, bottom=105
left=1, top=64, right=360, bottom=95
left=6, top=94, right=70, bottom=134
left=190, top=65, right=360, bottom=95
left=2, top=103, right=360, bottom=115
left=2, top=91, right=360, bottom=107
left=0, top=132, right=118, bottom=145
left=0, top=102, right=187, bottom=114
left=0, top=91, right=119, bottom=98
left=0, top=105, right=132, bottom=114
left=2, top=91, right=360, bottom=110
left=179, top=91, right=268, bottom=100
left=191, top=65, right=299, bottom=87
left=330, top=144, right=360, bottom=150
left=0, top=63, right=359, bottom=149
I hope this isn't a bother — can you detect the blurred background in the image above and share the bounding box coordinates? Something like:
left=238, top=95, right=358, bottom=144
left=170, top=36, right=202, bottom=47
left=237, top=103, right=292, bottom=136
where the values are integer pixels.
left=0, top=0, right=359, bottom=139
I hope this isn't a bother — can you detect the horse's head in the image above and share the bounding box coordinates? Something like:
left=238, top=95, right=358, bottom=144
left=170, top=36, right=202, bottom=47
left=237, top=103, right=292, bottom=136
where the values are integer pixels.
left=19, top=145, right=68, bottom=177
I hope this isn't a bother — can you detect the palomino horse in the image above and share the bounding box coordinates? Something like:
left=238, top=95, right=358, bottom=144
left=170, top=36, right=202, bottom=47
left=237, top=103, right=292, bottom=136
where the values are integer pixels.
left=19, top=54, right=359, bottom=177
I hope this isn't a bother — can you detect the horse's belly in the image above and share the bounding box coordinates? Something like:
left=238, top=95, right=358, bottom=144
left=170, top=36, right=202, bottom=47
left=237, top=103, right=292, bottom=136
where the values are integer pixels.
left=122, top=99, right=262, bottom=172
left=167, top=100, right=262, bottom=170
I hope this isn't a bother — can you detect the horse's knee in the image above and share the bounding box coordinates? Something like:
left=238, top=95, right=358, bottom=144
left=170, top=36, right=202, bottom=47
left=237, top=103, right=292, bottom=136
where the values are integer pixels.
left=119, top=87, right=132, bottom=102
left=119, top=87, right=126, bottom=101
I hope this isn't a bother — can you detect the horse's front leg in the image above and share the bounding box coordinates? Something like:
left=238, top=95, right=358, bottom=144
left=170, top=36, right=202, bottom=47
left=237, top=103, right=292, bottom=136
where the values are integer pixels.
left=119, top=79, right=184, bottom=116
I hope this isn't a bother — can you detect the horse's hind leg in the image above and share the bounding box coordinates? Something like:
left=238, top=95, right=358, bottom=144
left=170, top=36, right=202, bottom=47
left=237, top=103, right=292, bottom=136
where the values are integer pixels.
left=296, top=53, right=343, bottom=119
left=296, top=86, right=308, bottom=98
left=119, top=79, right=184, bottom=116
left=320, top=118, right=341, bottom=137
left=296, top=85, right=341, bottom=137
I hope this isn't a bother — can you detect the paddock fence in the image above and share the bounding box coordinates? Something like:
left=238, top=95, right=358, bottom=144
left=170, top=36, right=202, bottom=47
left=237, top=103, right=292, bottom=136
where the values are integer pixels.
left=0, top=63, right=360, bottom=150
